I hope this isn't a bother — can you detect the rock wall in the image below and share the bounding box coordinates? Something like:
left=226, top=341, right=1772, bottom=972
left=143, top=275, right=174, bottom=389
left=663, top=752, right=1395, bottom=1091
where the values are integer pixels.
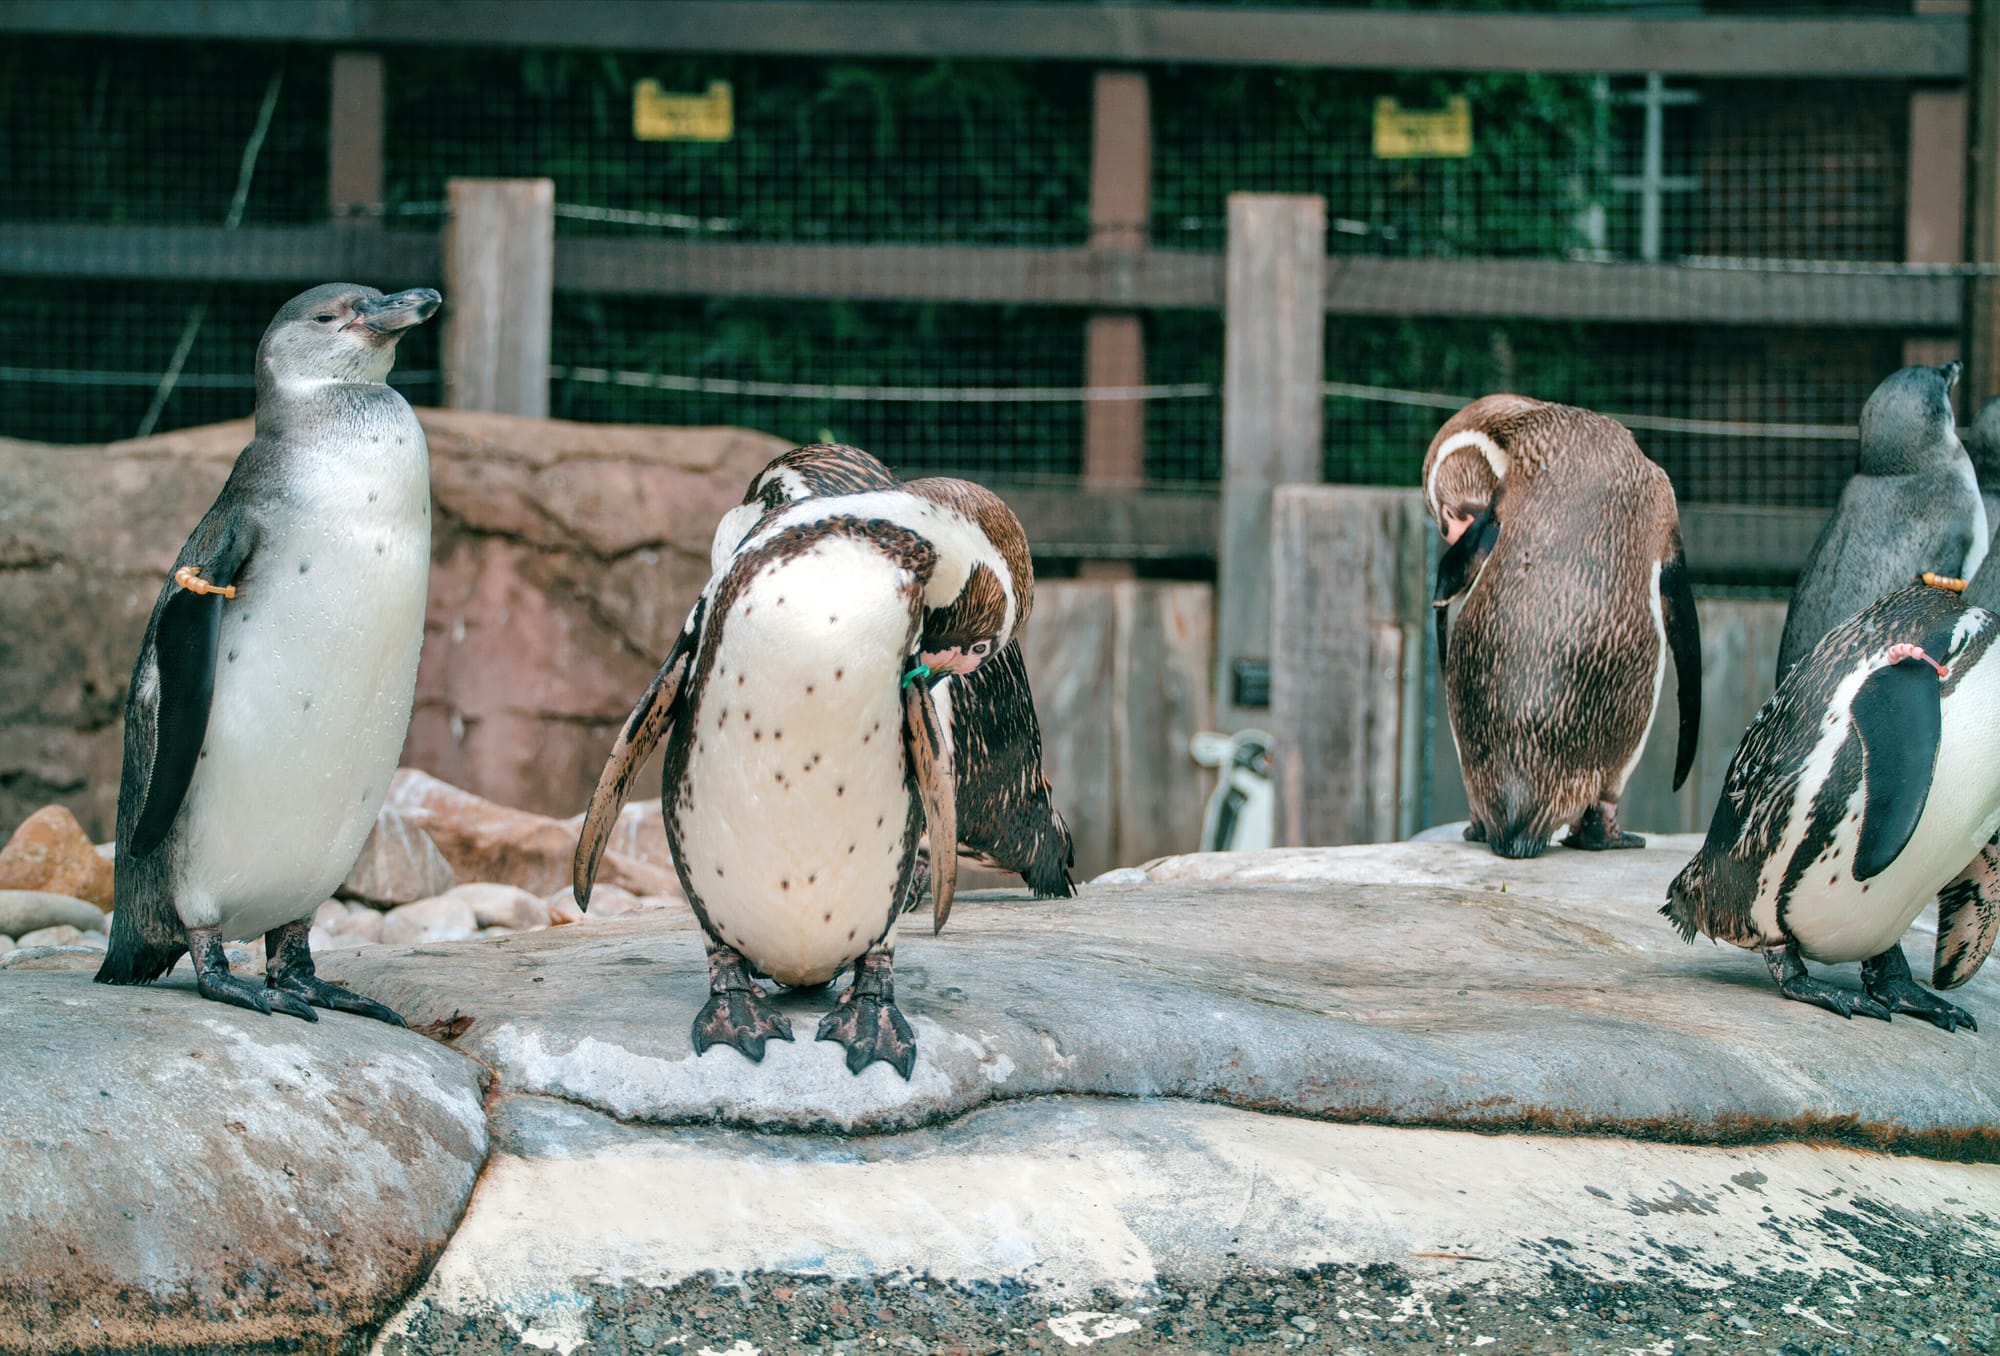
left=0, top=412, right=788, bottom=838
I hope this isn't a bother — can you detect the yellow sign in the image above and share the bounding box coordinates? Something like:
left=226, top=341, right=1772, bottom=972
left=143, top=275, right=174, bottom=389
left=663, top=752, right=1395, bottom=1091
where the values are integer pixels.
left=1372, top=96, right=1472, bottom=160
left=633, top=79, right=733, bottom=143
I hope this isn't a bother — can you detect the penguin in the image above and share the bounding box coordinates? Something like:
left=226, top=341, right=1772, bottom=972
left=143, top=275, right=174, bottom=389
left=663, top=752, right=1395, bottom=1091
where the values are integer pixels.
left=1666, top=582, right=2000, bottom=1032
left=95, top=282, right=442, bottom=1024
left=1420, top=393, right=1542, bottom=543
left=1776, top=363, right=1983, bottom=682
left=1962, top=394, right=2000, bottom=607
left=1430, top=397, right=1701, bottom=859
left=574, top=482, right=1035, bottom=1078
left=711, top=443, right=1075, bottom=898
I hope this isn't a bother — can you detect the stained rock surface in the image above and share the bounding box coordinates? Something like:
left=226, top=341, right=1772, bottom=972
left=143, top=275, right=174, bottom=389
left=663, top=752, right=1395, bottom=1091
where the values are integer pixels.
left=0, top=805, right=112, bottom=907
left=320, top=836, right=2000, bottom=1148
left=0, top=971, right=489, bottom=1355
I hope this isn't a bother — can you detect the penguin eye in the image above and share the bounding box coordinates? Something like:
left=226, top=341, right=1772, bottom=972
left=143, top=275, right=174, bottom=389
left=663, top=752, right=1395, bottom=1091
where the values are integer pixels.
left=313, top=313, right=338, bottom=324
left=971, top=640, right=992, bottom=657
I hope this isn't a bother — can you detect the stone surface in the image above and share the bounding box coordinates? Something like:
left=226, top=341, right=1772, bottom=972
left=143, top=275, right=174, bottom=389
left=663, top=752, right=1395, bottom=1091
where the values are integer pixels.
left=387, top=768, right=674, bottom=899
left=15, top=923, right=90, bottom=949
left=378, top=894, right=480, bottom=947
left=321, top=837, right=2000, bottom=1148
left=315, top=899, right=384, bottom=946
left=0, top=413, right=785, bottom=837
left=337, top=807, right=456, bottom=908
left=0, top=970, right=489, bottom=1354
left=447, top=882, right=550, bottom=932
left=0, top=935, right=12, bottom=953
left=0, top=890, right=108, bottom=938
left=0, top=804, right=113, bottom=908
left=375, top=1092, right=2000, bottom=1354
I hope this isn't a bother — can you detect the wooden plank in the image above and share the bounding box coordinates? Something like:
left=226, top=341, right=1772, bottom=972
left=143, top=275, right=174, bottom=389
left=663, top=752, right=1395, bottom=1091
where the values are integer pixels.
left=556, top=239, right=1222, bottom=310
left=1019, top=582, right=1118, bottom=880
left=1678, top=504, right=1827, bottom=585
left=992, top=485, right=1216, bottom=562
left=1965, top=0, right=2000, bottom=409
left=1218, top=194, right=1325, bottom=731
left=1267, top=486, right=1430, bottom=847
left=1111, top=582, right=1214, bottom=868
left=1084, top=69, right=1151, bottom=500
left=328, top=51, right=384, bottom=225
left=0, top=3, right=1970, bottom=77
left=0, top=223, right=436, bottom=280
left=1909, top=90, right=1968, bottom=266
left=443, top=178, right=553, bottom=417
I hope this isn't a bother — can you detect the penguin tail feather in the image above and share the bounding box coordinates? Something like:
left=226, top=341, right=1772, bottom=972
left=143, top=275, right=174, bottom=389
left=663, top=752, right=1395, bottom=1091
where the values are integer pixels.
left=93, top=910, right=185, bottom=986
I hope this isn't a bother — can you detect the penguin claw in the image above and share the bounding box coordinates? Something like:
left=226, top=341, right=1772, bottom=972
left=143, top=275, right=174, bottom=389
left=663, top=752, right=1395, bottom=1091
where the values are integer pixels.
left=816, top=997, right=917, bottom=1079
left=268, top=974, right=407, bottom=1027
left=1778, top=975, right=1892, bottom=1022
left=1862, top=949, right=1979, bottom=1033
left=196, top=968, right=318, bottom=1022
left=691, top=990, right=794, bottom=1063
left=1566, top=804, right=1645, bottom=851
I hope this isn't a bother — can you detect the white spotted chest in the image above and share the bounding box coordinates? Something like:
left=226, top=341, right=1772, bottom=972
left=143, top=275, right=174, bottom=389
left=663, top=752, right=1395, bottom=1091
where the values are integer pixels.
left=172, top=392, right=431, bottom=940
left=673, top=538, right=921, bottom=988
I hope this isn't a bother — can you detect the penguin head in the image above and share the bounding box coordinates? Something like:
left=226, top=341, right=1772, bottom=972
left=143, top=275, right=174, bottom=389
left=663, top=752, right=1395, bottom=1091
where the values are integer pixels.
left=257, top=282, right=443, bottom=392
left=1422, top=395, right=1538, bottom=541
left=1856, top=362, right=1962, bottom=476
left=905, top=478, right=1033, bottom=677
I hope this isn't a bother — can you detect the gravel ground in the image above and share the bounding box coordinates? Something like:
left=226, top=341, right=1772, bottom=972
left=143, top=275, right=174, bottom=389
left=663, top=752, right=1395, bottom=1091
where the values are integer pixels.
left=378, top=1253, right=2000, bottom=1355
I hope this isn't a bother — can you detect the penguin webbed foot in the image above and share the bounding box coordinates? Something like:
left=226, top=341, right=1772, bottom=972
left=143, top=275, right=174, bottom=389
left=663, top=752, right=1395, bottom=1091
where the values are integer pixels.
left=1565, top=803, right=1645, bottom=852
left=692, top=947, right=794, bottom=1062
left=816, top=949, right=917, bottom=1079
left=188, top=927, right=316, bottom=1021
left=1764, top=943, right=1892, bottom=1022
left=1862, top=947, right=1978, bottom=1033
left=264, top=920, right=407, bottom=1026
left=1462, top=819, right=1488, bottom=844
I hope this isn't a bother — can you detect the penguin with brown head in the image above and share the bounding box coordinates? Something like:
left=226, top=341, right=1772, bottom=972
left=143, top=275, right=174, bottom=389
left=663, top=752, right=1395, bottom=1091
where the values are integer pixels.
left=1428, top=397, right=1702, bottom=858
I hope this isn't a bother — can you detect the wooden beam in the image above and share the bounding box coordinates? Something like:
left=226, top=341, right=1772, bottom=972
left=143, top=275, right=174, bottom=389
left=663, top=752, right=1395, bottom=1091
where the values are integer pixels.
left=328, top=51, right=384, bottom=225
left=1218, top=193, right=1325, bottom=729
left=443, top=178, right=553, bottom=418
left=991, top=484, right=1217, bottom=562
left=1084, top=70, right=1152, bottom=538
left=0, top=2, right=1969, bottom=76
left=1965, top=0, right=2000, bottom=410
left=0, top=226, right=1966, bottom=330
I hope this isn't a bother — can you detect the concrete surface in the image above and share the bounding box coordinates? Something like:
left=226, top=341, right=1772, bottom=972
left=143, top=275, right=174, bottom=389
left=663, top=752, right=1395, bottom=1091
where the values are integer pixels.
left=320, top=836, right=2000, bottom=1151
left=0, top=971, right=490, bottom=1355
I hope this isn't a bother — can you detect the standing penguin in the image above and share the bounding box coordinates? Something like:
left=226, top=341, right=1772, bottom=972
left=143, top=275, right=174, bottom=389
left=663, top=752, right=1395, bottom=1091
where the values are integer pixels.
left=575, top=483, right=1034, bottom=1078
left=711, top=443, right=1075, bottom=898
left=95, top=283, right=441, bottom=1024
left=1431, top=397, right=1701, bottom=858
left=1776, top=363, right=1983, bottom=682
left=1963, top=395, right=2000, bottom=605
left=1667, top=582, right=2000, bottom=1031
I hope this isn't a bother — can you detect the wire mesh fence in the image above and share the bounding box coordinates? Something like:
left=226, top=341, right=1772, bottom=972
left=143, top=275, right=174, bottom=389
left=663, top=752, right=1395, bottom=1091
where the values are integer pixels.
left=0, top=33, right=1987, bottom=526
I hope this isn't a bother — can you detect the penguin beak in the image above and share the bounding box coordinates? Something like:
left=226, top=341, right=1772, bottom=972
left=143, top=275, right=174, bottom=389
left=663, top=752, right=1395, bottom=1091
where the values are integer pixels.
left=347, top=288, right=443, bottom=336
left=1942, top=360, right=1964, bottom=392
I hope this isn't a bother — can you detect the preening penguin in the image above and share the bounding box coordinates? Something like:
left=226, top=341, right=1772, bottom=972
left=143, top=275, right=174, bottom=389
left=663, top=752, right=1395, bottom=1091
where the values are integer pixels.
left=1430, top=397, right=1701, bottom=859
left=1420, top=393, right=1541, bottom=543
left=96, top=283, right=442, bottom=1024
left=1776, top=363, right=1984, bottom=682
left=575, top=482, right=1037, bottom=1078
left=1666, top=583, right=2000, bottom=1032
left=710, top=443, right=1075, bottom=898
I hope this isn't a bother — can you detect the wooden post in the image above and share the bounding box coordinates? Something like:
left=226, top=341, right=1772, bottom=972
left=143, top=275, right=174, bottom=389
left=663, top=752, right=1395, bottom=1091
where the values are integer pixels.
left=328, top=52, right=384, bottom=226
left=443, top=178, right=554, bottom=418
left=1268, top=486, right=1429, bottom=847
left=1965, top=0, right=2000, bottom=408
left=1084, top=71, right=1151, bottom=501
left=1217, top=192, right=1325, bottom=732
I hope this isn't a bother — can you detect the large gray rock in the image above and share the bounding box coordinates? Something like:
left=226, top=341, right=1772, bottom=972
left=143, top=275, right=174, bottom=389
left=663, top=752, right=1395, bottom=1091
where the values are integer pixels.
left=319, top=837, right=2000, bottom=1149
left=0, top=890, right=108, bottom=938
left=0, top=971, right=488, bottom=1354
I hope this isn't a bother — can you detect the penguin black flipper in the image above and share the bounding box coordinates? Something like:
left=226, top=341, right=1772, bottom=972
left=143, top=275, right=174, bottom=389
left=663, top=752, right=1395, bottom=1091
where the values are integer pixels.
left=1850, top=655, right=1945, bottom=881
left=940, top=640, right=1076, bottom=898
left=1661, top=538, right=1702, bottom=792
left=573, top=596, right=705, bottom=907
left=129, top=507, right=259, bottom=858
left=1935, top=835, right=2000, bottom=990
left=1430, top=499, right=1501, bottom=668
left=903, top=671, right=958, bottom=934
